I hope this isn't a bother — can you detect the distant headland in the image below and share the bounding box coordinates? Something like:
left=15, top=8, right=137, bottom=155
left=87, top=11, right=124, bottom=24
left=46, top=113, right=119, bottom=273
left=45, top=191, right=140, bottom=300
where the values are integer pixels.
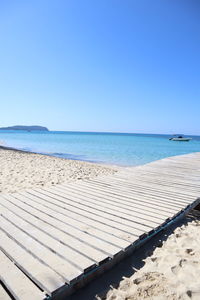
left=0, top=125, right=49, bottom=131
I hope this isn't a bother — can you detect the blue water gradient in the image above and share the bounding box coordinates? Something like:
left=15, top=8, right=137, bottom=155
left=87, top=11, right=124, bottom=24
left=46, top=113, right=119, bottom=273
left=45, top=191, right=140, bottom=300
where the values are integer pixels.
left=0, top=131, right=200, bottom=166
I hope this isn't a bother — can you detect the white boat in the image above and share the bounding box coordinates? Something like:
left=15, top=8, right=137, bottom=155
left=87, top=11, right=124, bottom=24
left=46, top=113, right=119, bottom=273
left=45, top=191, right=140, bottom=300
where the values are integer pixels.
left=169, top=135, right=192, bottom=141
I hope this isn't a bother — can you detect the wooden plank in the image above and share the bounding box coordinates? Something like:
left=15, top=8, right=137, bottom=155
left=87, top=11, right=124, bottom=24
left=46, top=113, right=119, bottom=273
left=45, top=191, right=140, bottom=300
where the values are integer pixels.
left=0, top=217, right=82, bottom=284
left=54, top=184, right=170, bottom=221
left=0, top=229, right=64, bottom=295
left=71, top=180, right=188, bottom=211
left=122, top=175, right=200, bottom=189
left=61, top=182, right=176, bottom=216
left=24, top=189, right=150, bottom=235
left=1, top=194, right=124, bottom=257
left=87, top=178, right=193, bottom=203
left=23, top=189, right=136, bottom=249
left=117, top=171, right=199, bottom=181
left=38, top=187, right=163, bottom=227
left=0, top=250, right=45, bottom=300
left=131, top=164, right=200, bottom=174
left=142, top=161, right=200, bottom=168
left=113, top=179, right=199, bottom=199
left=42, top=186, right=165, bottom=228
left=73, top=176, right=194, bottom=200
left=137, top=176, right=200, bottom=187
left=117, top=177, right=200, bottom=193
left=126, top=179, right=200, bottom=189
left=126, top=168, right=200, bottom=180
left=128, top=180, right=200, bottom=194
left=116, top=168, right=200, bottom=182
left=115, top=179, right=200, bottom=199
left=120, top=159, right=200, bottom=169
left=0, top=285, right=12, bottom=300
left=0, top=204, right=95, bottom=273
left=92, top=177, right=195, bottom=201
left=0, top=196, right=109, bottom=263
left=62, top=181, right=182, bottom=213
left=149, top=163, right=200, bottom=171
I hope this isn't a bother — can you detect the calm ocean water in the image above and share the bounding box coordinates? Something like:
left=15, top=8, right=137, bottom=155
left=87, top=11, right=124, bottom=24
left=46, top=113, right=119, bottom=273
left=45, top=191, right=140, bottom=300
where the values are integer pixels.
left=0, top=130, right=200, bottom=166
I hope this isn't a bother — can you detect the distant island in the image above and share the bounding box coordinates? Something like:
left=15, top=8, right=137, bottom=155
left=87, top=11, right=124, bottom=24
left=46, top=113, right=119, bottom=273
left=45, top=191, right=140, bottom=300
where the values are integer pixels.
left=0, top=125, right=49, bottom=131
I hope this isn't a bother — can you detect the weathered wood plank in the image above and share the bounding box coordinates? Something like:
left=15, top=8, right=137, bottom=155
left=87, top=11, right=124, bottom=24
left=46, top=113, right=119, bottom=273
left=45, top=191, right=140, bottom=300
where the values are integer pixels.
left=54, top=184, right=170, bottom=221
left=114, top=174, right=200, bottom=192
left=1, top=194, right=124, bottom=256
left=0, top=217, right=82, bottom=284
left=38, top=187, right=162, bottom=227
left=0, top=250, right=45, bottom=300
left=24, top=189, right=151, bottom=235
left=71, top=180, right=188, bottom=210
left=87, top=178, right=194, bottom=204
left=0, top=196, right=109, bottom=263
left=0, top=229, right=64, bottom=295
left=0, top=284, right=12, bottom=300
left=90, top=177, right=195, bottom=201
left=63, top=180, right=183, bottom=212
left=0, top=204, right=95, bottom=272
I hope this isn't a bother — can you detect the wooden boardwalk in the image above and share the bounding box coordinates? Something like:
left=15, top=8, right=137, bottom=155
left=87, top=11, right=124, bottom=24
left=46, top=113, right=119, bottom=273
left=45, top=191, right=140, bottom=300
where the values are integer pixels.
left=1, top=153, right=200, bottom=299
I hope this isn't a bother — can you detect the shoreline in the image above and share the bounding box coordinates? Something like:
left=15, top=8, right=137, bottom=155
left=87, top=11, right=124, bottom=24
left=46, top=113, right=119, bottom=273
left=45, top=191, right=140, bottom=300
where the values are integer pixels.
left=0, top=146, right=117, bottom=193
left=1, top=132, right=200, bottom=169
left=0, top=144, right=127, bottom=169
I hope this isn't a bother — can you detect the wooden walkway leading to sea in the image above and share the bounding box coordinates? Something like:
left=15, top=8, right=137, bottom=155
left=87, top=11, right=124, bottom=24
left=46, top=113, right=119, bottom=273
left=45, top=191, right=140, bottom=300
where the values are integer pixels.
left=1, top=153, right=200, bottom=299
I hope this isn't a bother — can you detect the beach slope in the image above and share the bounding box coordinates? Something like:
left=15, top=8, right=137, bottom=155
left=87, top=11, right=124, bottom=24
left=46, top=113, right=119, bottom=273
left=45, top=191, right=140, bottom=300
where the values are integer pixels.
left=0, top=147, right=116, bottom=193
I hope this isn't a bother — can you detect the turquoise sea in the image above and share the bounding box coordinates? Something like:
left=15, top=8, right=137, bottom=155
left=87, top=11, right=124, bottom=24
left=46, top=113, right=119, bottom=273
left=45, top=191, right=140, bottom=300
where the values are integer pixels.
left=0, top=130, right=200, bottom=166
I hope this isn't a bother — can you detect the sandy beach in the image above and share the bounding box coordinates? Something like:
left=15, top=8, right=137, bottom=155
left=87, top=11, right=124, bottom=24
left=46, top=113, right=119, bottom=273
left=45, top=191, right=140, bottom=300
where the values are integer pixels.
left=98, top=211, right=200, bottom=300
left=0, top=147, right=116, bottom=193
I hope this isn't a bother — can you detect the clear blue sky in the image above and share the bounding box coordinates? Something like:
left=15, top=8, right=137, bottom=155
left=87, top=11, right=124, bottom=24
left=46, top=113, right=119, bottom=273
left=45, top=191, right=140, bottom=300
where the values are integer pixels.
left=0, top=0, right=199, bottom=134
